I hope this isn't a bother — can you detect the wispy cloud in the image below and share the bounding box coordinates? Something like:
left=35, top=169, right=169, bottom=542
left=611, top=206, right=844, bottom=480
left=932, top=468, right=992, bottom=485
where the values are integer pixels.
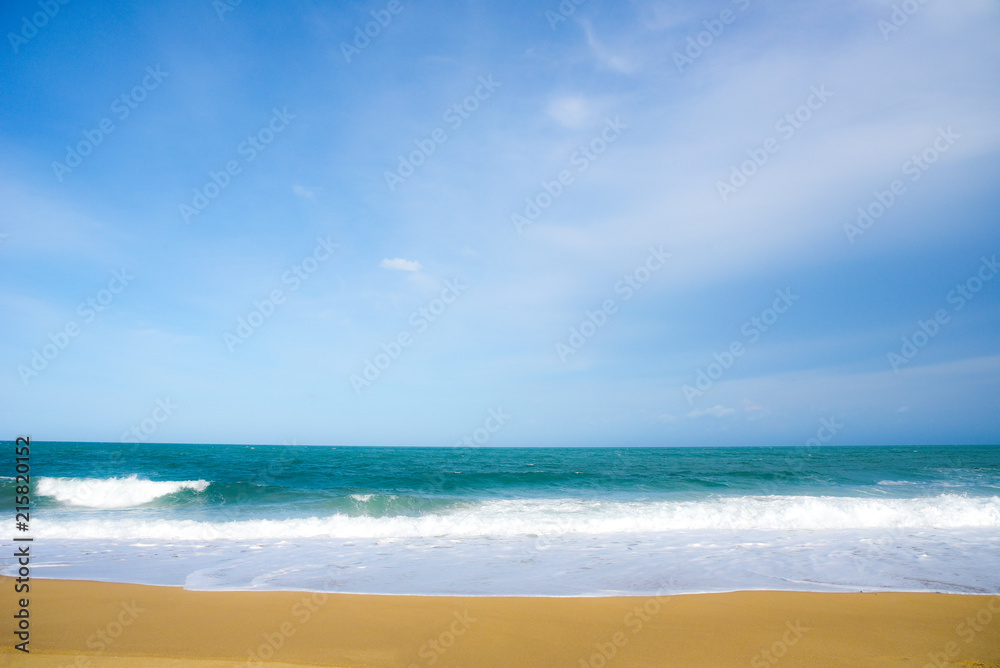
left=547, top=96, right=593, bottom=129
left=687, top=405, right=736, bottom=419
left=580, top=19, right=636, bottom=73
left=2, top=0, right=997, bottom=445
left=379, top=257, right=422, bottom=272
left=292, top=185, right=317, bottom=199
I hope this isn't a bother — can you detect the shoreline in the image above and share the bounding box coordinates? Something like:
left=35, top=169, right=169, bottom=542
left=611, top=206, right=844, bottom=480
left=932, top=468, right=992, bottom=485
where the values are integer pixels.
left=8, top=572, right=1000, bottom=598
left=3, top=577, right=1000, bottom=667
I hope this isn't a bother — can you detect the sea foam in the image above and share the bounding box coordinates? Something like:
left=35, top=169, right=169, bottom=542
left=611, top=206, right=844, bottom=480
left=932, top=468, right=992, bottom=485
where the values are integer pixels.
left=36, top=475, right=210, bottom=509
left=31, top=493, right=1000, bottom=540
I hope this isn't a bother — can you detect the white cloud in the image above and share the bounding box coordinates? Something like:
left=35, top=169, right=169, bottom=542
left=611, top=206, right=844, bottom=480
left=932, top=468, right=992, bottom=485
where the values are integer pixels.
left=547, top=96, right=593, bottom=129
left=742, top=400, right=769, bottom=421
left=641, top=3, right=699, bottom=31
left=380, top=257, right=422, bottom=272
left=292, top=185, right=317, bottom=199
left=687, top=405, right=736, bottom=419
left=580, top=19, right=636, bottom=73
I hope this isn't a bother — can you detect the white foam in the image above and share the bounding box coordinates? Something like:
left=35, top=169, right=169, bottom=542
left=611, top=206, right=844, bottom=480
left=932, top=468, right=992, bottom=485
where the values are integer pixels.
left=10, top=529, right=1000, bottom=595
left=36, top=475, right=210, bottom=508
left=31, top=494, right=1000, bottom=540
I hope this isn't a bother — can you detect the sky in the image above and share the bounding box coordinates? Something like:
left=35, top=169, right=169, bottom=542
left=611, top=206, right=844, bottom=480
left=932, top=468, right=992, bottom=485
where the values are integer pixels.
left=1, top=0, right=998, bottom=447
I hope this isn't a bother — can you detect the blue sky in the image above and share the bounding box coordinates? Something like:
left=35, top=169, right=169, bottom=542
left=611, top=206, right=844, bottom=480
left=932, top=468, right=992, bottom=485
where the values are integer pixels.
left=2, top=0, right=998, bottom=446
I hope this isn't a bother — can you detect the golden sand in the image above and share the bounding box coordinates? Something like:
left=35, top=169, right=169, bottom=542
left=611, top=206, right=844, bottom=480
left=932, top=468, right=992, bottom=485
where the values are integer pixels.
left=2, top=577, right=999, bottom=667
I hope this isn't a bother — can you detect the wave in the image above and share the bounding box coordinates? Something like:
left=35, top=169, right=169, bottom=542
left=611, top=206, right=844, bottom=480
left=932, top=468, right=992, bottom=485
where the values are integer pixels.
left=35, top=475, right=210, bottom=508
left=31, top=494, right=1000, bottom=540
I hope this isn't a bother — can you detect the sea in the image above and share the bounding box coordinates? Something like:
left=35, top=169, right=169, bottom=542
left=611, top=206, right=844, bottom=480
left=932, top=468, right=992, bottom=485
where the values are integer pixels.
left=2, top=442, right=999, bottom=596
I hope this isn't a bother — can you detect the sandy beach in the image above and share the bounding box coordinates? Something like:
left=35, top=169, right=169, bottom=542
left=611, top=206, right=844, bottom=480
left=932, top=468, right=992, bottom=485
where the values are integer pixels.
left=2, top=577, right=998, bottom=667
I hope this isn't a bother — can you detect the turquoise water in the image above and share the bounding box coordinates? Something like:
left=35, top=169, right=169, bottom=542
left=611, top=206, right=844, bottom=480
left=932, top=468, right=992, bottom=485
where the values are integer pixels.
left=3, top=443, right=999, bottom=595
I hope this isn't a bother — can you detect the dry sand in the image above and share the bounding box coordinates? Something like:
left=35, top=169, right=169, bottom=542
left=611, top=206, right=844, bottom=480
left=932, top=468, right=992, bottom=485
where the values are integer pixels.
left=2, top=576, right=999, bottom=667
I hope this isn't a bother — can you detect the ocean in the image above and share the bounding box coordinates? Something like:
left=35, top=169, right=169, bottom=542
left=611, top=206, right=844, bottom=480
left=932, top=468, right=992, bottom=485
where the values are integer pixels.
left=3, top=443, right=999, bottom=596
